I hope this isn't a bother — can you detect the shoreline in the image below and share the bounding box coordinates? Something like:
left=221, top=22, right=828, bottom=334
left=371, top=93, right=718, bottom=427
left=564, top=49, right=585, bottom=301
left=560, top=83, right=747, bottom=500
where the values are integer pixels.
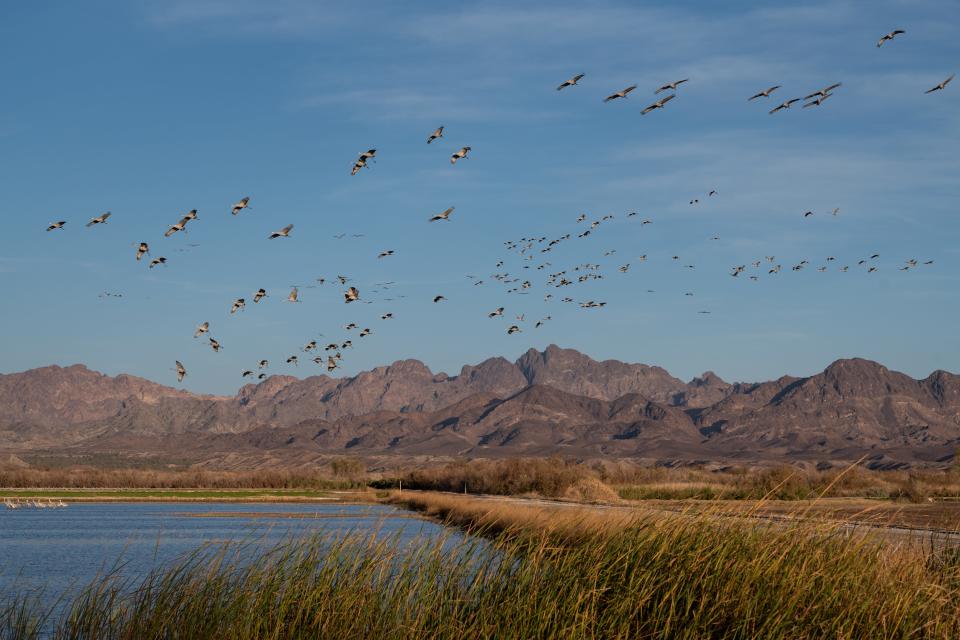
left=0, top=489, right=375, bottom=504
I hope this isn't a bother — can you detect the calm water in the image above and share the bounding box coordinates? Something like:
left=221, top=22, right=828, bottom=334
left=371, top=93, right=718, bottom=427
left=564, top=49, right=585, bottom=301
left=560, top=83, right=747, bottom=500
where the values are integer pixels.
left=0, top=502, right=454, bottom=616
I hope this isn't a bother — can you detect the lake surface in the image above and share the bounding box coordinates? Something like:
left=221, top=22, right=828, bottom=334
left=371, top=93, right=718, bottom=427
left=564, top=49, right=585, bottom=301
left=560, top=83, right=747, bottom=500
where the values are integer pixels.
left=0, top=502, right=454, bottom=617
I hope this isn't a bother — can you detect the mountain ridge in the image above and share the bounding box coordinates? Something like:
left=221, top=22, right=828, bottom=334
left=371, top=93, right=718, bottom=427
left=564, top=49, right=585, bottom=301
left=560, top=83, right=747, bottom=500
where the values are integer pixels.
left=2, top=347, right=958, bottom=467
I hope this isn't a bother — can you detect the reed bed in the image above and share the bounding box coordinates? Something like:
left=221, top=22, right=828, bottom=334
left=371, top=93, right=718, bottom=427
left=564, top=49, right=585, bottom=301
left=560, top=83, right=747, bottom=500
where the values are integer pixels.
left=3, top=493, right=960, bottom=638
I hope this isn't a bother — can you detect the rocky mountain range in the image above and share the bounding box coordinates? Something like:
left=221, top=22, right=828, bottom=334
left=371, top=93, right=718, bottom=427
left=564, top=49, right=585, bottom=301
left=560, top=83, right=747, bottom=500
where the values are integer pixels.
left=1, top=345, right=958, bottom=469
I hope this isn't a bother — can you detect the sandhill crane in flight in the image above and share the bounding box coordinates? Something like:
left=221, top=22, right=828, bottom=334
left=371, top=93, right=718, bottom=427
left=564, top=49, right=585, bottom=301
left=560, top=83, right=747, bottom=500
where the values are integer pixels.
left=426, top=126, right=444, bottom=143
left=803, top=94, right=832, bottom=108
left=208, top=337, right=222, bottom=352
left=433, top=295, right=446, bottom=303
left=556, top=73, right=584, bottom=91
left=925, top=74, right=954, bottom=93
left=359, top=328, right=371, bottom=337
left=655, top=79, right=688, bottom=93
left=258, top=359, right=269, bottom=369
left=804, top=83, right=841, bottom=100
left=269, top=224, right=293, bottom=239
left=286, top=355, right=298, bottom=365
left=381, top=312, right=393, bottom=319
left=876, top=29, right=905, bottom=47
left=194, top=322, right=209, bottom=338
left=344, top=286, right=360, bottom=303
left=749, top=85, right=780, bottom=100
left=86, top=212, right=111, bottom=227
left=164, top=210, right=198, bottom=237
left=231, top=197, right=250, bottom=215
left=135, top=242, right=150, bottom=261
left=429, top=207, right=455, bottom=222
left=241, top=370, right=254, bottom=378
left=231, top=298, right=246, bottom=314
left=257, top=373, right=266, bottom=380
left=641, top=94, right=675, bottom=115
left=768, top=98, right=799, bottom=114
left=148, top=257, right=167, bottom=269
left=378, top=250, right=394, bottom=258
left=46, top=221, right=66, bottom=232
left=286, top=287, right=299, bottom=303
left=603, top=85, right=636, bottom=102
left=488, top=307, right=504, bottom=318
left=450, top=147, right=471, bottom=165
left=253, top=288, right=267, bottom=303
left=351, top=149, right=376, bottom=175
left=507, top=325, right=521, bottom=334
left=175, top=361, right=186, bottom=383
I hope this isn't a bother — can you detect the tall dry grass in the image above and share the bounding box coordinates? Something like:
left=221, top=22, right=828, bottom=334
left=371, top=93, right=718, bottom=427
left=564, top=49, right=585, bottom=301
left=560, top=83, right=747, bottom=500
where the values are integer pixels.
left=4, top=493, right=959, bottom=638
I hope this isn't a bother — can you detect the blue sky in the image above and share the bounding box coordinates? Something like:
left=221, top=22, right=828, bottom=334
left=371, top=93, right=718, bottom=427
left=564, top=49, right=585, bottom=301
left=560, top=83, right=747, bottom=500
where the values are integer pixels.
left=1, top=0, right=958, bottom=395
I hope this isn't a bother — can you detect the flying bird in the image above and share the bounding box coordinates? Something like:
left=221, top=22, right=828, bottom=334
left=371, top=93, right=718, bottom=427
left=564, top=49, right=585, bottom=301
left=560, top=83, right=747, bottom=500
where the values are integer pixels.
left=165, top=210, right=198, bottom=237
left=925, top=74, right=955, bottom=93
left=603, top=85, right=636, bottom=102
left=258, top=359, right=269, bottom=369
left=86, top=212, right=111, bottom=227
left=802, top=94, right=832, bottom=108
left=488, top=307, right=504, bottom=318
left=378, top=250, right=394, bottom=258
left=556, top=73, right=584, bottom=91
left=148, top=257, right=167, bottom=269
left=381, top=313, right=393, bottom=320
left=433, top=295, right=446, bottom=303
left=253, top=288, right=267, bottom=303
left=641, top=94, right=675, bottom=115
left=286, top=287, right=299, bottom=303
left=268, top=224, right=293, bottom=239
left=344, top=286, right=360, bottom=303
left=507, top=325, right=521, bottom=335
left=429, top=206, right=455, bottom=222
left=426, top=126, right=444, bottom=144
left=804, top=83, right=841, bottom=100
left=450, top=147, right=471, bottom=165
left=655, top=79, right=688, bottom=93
left=194, top=322, right=209, bottom=338
left=749, top=85, right=781, bottom=100
left=230, top=298, right=245, bottom=314
left=231, top=197, right=250, bottom=216
left=241, top=370, right=254, bottom=378
left=876, top=29, right=905, bottom=47
left=769, top=98, right=800, bottom=114
left=351, top=149, right=376, bottom=175
left=208, top=337, right=222, bottom=352
left=46, top=221, right=66, bottom=232
left=135, top=242, right=149, bottom=261
left=286, top=355, right=299, bottom=365
left=175, top=361, right=187, bottom=382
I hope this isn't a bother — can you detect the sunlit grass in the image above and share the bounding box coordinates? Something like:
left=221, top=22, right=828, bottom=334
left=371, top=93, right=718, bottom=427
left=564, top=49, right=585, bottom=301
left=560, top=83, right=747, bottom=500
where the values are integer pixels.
left=3, top=493, right=959, bottom=638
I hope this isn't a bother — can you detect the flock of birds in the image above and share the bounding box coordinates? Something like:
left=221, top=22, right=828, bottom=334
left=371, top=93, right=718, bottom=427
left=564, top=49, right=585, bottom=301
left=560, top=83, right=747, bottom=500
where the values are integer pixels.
left=3, top=498, right=67, bottom=509
left=40, top=27, right=951, bottom=387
